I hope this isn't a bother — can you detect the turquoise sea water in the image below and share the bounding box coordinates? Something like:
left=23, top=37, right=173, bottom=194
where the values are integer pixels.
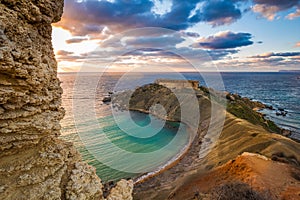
left=59, top=72, right=300, bottom=182
left=58, top=73, right=189, bottom=182
left=63, top=111, right=188, bottom=182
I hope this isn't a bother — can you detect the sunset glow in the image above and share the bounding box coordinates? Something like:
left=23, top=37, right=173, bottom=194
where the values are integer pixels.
left=52, top=0, right=300, bottom=72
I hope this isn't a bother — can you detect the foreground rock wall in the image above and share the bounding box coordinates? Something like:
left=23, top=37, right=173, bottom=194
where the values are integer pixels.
left=0, top=1, right=132, bottom=199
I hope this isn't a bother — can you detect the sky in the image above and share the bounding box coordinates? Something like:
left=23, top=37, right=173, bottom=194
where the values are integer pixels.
left=52, top=0, right=300, bottom=72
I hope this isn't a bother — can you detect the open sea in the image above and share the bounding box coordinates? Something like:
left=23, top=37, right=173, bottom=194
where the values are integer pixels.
left=58, top=72, right=300, bottom=182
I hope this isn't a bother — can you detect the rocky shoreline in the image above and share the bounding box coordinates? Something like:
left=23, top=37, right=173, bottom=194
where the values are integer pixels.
left=112, top=82, right=300, bottom=199
left=113, top=83, right=293, bottom=140
left=225, top=92, right=294, bottom=138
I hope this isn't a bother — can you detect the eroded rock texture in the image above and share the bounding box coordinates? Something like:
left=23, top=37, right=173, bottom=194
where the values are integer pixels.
left=0, top=1, right=132, bottom=199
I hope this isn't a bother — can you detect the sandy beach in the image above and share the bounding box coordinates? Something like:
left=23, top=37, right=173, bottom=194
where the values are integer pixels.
left=133, top=125, right=197, bottom=185
left=133, top=120, right=209, bottom=199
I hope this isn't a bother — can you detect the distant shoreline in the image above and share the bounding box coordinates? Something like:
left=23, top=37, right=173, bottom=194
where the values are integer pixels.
left=278, top=70, right=300, bottom=73
left=58, top=71, right=290, bottom=74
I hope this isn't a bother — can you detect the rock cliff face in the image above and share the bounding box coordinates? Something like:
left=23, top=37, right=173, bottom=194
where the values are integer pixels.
left=0, top=1, right=132, bottom=199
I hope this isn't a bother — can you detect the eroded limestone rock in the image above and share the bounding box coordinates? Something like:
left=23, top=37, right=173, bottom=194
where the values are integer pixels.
left=0, top=1, right=132, bottom=199
left=107, top=179, right=134, bottom=200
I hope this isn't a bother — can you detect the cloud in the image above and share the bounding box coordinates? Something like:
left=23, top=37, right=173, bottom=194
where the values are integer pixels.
left=54, top=0, right=246, bottom=37
left=193, top=31, right=253, bottom=49
left=98, top=28, right=187, bottom=50
left=286, top=6, right=300, bottom=19
left=207, top=49, right=239, bottom=60
left=154, top=47, right=239, bottom=61
left=123, top=34, right=185, bottom=49
left=252, top=0, right=300, bottom=20
left=54, top=0, right=154, bottom=36
left=296, top=42, right=300, bottom=47
left=190, top=0, right=243, bottom=26
left=180, top=31, right=200, bottom=38
left=55, top=50, right=85, bottom=62
left=257, top=56, right=300, bottom=66
left=56, top=50, right=74, bottom=56
left=66, top=37, right=89, bottom=44
left=214, top=50, right=300, bottom=70
left=55, top=44, right=239, bottom=71
left=215, top=54, right=300, bottom=71
left=251, top=51, right=300, bottom=58
left=256, top=57, right=285, bottom=64
left=53, top=0, right=300, bottom=72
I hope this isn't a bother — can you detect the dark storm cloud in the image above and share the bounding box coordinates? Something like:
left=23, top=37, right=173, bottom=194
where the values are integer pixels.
left=193, top=31, right=253, bottom=49
left=54, top=0, right=247, bottom=37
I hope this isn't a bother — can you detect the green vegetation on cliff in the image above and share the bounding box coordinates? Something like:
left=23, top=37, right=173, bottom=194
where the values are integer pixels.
left=224, top=93, right=281, bottom=133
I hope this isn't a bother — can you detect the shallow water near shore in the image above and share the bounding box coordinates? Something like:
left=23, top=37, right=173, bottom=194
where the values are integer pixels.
left=64, top=111, right=188, bottom=182
left=58, top=72, right=300, bottom=182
